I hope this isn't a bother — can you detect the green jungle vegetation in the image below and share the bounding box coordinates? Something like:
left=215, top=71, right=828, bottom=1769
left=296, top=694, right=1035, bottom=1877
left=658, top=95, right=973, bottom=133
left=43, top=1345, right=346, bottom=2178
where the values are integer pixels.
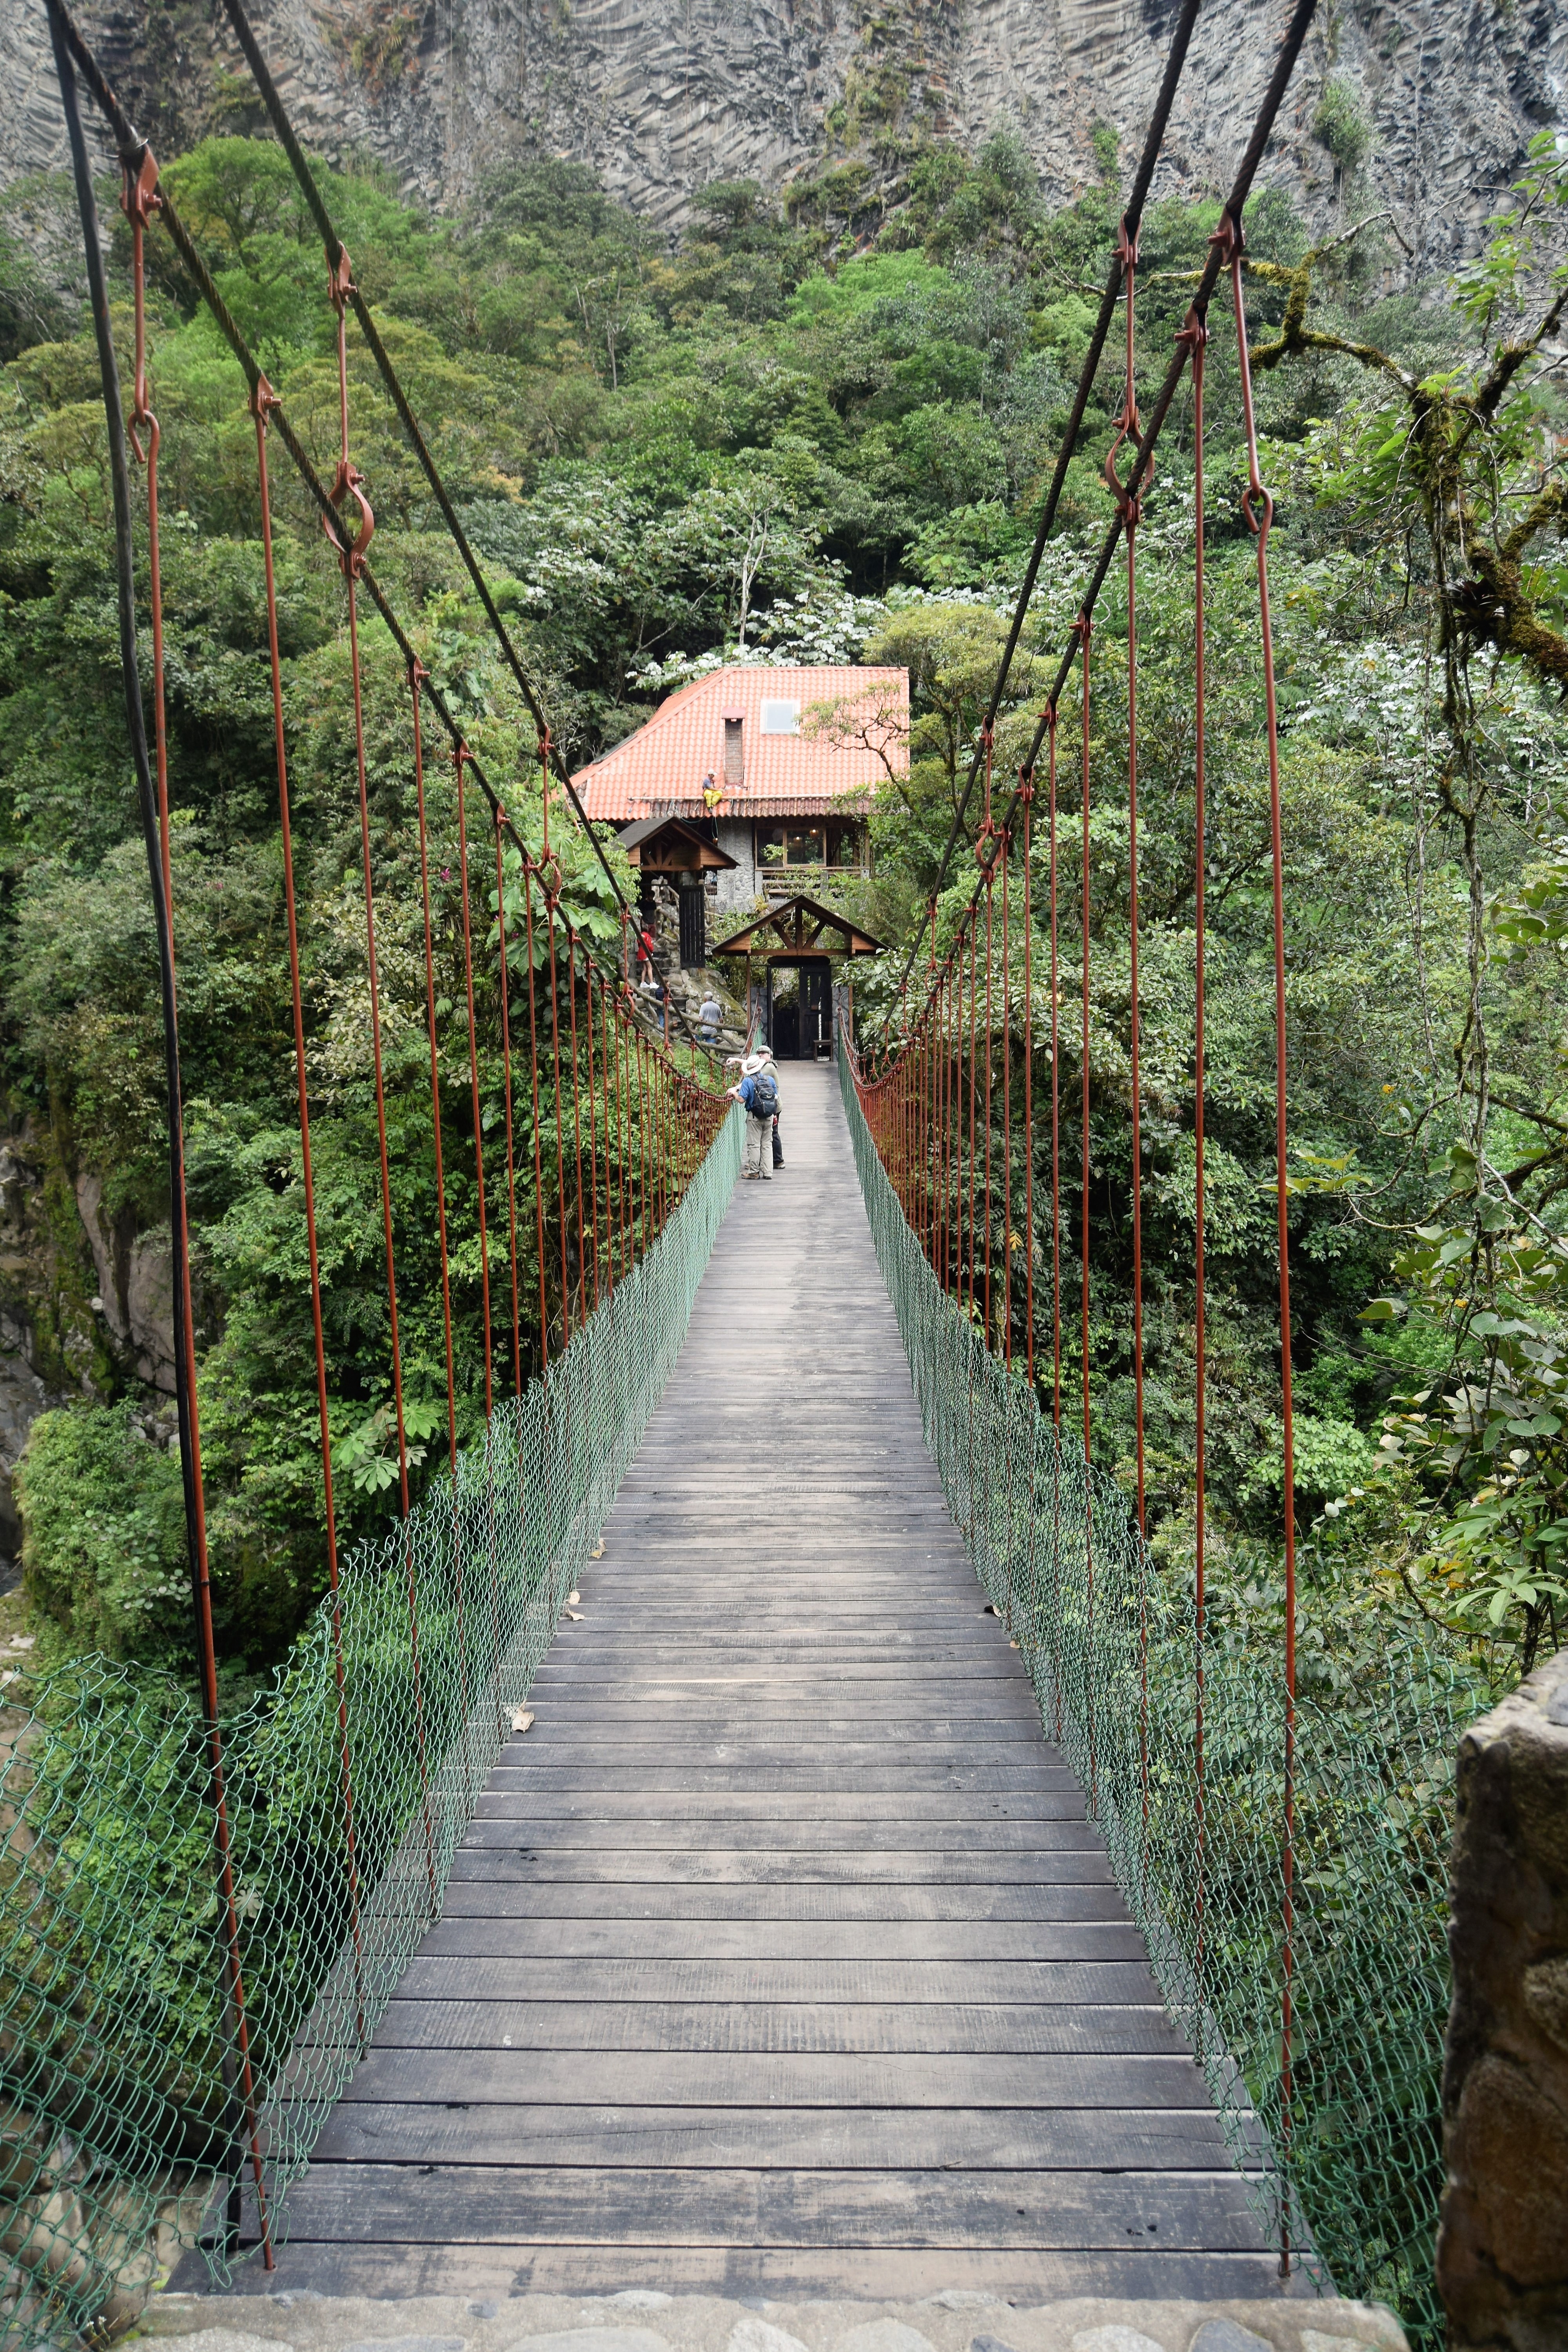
left=2, top=118, right=1568, bottom=1711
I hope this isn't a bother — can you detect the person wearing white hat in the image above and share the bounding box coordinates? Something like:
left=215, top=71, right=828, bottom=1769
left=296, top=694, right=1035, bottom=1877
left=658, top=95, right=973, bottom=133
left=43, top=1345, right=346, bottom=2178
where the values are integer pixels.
left=728, top=1049, right=780, bottom=1181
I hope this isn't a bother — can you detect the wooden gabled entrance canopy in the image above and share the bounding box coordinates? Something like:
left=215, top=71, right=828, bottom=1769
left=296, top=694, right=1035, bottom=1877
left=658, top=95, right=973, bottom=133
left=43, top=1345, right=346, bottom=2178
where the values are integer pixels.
left=617, top=816, right=737, bottom=873
left=711, top=893, right=884, bottom=962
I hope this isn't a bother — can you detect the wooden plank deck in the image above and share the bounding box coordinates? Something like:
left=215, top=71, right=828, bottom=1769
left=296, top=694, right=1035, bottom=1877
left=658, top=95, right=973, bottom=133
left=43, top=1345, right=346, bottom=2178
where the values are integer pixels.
left=266, top=1061, right=1274, bottom=2300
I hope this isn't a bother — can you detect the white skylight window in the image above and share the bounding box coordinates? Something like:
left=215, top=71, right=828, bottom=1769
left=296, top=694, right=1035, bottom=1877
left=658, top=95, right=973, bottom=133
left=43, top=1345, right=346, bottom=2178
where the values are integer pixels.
left=760, top=699, right=800, bottom=735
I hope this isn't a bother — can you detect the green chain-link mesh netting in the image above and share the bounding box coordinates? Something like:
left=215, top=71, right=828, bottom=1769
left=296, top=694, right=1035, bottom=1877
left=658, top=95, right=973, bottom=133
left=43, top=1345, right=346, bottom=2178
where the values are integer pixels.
left=839, top=1045, right=1481, bottom=2351
left=0, top=1105, right=741, bottom=2347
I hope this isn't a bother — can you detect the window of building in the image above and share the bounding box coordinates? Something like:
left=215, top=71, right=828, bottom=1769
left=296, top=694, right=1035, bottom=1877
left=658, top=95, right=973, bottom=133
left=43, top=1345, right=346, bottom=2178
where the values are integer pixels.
left=757, top=820, right=868, bottom=872
left=723, top=716, right=744, bottom=784
left=759, top=824, right=824, bottom=866
left=760, top=699, right=799, bottom=735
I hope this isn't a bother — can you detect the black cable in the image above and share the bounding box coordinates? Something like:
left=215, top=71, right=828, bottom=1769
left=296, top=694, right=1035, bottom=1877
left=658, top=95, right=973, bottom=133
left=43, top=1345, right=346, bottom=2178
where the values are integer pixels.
left=46, top=0, right=719, bottom=1066
left=45, top=0, right=248, bottom=2241
left=884, top=0, right=1207, bottom=1016
left=214, top=0, right=638, bottom=933
left=882, top=0, right=1321, bottom=1055
left=45, top=0, right=207, bottom=1710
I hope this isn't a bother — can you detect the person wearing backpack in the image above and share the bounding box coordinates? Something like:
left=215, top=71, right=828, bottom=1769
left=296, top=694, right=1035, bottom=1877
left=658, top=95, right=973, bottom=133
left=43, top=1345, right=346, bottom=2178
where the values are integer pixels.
left=730, top=1050, right=780, bottom=1181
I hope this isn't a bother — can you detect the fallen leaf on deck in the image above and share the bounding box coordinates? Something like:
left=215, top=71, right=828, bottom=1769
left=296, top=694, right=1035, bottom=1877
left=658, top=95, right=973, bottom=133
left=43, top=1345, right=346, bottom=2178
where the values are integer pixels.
left=512, top=1709, right=534, bottom=1733
left=564, top=1608, right=583, bottom=1621
left=590, top=1542, right=605, bottom=1559
left=567, top=1590, right=581, bottom=1605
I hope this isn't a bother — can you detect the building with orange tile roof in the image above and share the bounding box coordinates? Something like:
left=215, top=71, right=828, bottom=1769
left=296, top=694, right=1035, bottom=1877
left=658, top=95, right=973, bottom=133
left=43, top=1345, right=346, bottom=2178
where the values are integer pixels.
left=573, top=664, right=907, bottom=916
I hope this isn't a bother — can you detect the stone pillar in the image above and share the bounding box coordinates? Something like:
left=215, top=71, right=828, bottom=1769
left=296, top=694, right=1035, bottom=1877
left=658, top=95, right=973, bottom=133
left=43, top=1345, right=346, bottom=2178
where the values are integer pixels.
left=1437, top=1644, right=1568, bottom=2350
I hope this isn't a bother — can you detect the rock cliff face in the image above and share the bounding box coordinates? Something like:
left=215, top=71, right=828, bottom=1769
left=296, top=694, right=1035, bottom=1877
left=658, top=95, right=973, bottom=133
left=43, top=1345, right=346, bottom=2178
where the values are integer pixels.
left=5, top=0, right=1566, bottom=274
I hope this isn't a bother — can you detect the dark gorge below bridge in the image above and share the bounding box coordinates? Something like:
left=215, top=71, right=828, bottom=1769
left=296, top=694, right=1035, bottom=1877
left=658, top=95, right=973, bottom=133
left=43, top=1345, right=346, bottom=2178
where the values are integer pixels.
left=244, top=1064, right=1278, bottom=2300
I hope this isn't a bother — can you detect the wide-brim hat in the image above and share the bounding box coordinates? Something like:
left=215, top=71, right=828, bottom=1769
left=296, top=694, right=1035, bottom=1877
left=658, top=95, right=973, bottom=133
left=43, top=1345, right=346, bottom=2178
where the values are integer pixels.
left=741, top=1051, right=768, bottom=1075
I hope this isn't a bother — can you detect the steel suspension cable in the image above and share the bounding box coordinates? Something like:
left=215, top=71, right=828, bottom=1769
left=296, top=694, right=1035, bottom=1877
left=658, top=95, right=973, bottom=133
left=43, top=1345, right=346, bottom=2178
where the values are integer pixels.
left=887, top=0, right=1322, bottom=1062
left=493, top=810, right=525, bottom=1396
left=44, top=0, right=272, bottom=2261
left=454, top=748, right=496, bottom=1420
left=46, top=0, right=726, bottom=1085
left=1048, top=707, right=1062, bottom=1430
left=1227, top=215, right=1298, bottom=2279
left=882, top=0, right=1207, bottom=1022
left=209, top=0, right=691, bottom=984
left=1022, top=774, right=1034, bottom=1388
left=257, top=379, right=366, bottom=2042
left=1002, top=823, right=1012, bottom=1372
left=1106, top=220, right=1152, bottom=1839
left=567, top=927, right=588, bottom=1330
left=1181, top=301, right=1210, bottom=2042
left=1077, top=612, right=1096, bottom=1811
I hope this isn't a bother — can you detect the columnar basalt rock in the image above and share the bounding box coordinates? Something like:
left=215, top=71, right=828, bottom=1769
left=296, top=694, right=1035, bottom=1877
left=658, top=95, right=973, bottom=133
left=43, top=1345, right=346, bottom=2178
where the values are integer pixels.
left=5, top=0, right=1566, bottom=277
left=1437, top=1644, right=1568, bottom=2352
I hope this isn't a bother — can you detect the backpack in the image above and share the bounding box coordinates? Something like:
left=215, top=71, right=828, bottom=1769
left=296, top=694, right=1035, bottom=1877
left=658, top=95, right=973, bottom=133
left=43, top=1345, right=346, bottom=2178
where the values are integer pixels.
left=748, top=1072, right=779, bottom=1121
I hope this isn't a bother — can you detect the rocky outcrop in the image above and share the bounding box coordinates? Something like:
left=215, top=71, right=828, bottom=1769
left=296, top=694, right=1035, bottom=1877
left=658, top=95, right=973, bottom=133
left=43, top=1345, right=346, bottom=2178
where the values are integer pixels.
left=73, top=1173, right=177, bottom=1396
left=5, top=0, right=1566, bottom=275
left=1437, top=1645, right=1568, bottom=2352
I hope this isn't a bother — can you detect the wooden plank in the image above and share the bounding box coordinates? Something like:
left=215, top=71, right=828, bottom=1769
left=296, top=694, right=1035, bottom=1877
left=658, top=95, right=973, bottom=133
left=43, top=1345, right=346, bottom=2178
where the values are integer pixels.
left=412, top=1919, right=1150, bottom=1961
left=355, top=2001, right=1182, bottom=2058
left=482, top=1748, right=1070, bottom=1776
left=443, top=1849, right=1117, bottom=1885
left=390, top=1958, right=1164, bottom=2005
left=307, top=2100, right=1241, bottom=2171
left=239, top=2242, right=1294, bottom=2301
left=274, top=2161, right=1269, bottom=2251
left=332, top=2048, right=1211, bottom=2106
left=463, top=1770, right=1083, bottom=1795
left=467, top=1786, right=1084, bottom=1816
left=464, top=1813, right=1092, bottom=1846
left=434, top=1879, right=1135, bottom=1924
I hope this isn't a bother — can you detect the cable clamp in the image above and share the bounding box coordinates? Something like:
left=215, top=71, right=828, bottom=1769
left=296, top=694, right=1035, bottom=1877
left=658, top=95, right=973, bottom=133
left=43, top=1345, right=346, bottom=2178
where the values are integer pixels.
left=249, top=372, right=280, bottom=423
left=325, top=456, right=374, bottom=577
left=327, top=243, right=356, bottom=312
left=120, top=145, right=160, bottom=228
left=1175, top=306, right=1209, bottom=357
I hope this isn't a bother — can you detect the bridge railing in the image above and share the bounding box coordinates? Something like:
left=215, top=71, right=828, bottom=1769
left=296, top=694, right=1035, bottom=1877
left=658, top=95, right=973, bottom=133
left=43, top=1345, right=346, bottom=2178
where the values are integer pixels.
left=0, top=1099, right=740, bottom=2344
left=840, top=1036, right=1481, bottom=2352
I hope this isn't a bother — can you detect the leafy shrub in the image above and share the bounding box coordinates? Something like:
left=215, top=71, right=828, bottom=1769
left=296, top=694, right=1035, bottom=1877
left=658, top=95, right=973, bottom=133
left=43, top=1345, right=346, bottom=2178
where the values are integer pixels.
left=17, top=1405, right=190, bottom=1668
left=1313, top=78, right=1372, bottom=178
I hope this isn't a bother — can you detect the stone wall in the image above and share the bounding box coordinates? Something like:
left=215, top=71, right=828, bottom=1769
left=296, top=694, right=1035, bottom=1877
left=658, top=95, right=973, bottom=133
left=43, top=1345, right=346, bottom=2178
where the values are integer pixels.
left=6, top=0, right=1567, bottom=280
left=713, top=821, right=759, bottom=919
left=1437, top=1644, right=1568, bottom=2352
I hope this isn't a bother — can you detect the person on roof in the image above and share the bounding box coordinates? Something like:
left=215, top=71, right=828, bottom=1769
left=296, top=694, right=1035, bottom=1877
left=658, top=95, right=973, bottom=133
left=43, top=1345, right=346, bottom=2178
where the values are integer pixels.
left=729, top=1050, right=780, bottom=1181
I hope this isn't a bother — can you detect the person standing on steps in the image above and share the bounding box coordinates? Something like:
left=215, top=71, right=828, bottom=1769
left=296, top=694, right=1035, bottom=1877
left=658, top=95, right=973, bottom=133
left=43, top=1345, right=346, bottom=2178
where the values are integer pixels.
left=730, top=1050, right=779, bottom=1181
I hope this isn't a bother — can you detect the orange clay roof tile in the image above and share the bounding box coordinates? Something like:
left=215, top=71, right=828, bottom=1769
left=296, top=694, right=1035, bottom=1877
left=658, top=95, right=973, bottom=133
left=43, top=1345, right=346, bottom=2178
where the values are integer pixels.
left=573, top=665, right=907, bottom=822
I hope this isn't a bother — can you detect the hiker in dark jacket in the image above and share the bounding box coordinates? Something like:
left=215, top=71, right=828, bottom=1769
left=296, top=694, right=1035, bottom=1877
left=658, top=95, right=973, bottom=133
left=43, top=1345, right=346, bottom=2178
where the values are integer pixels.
left=729, top=1050, right=779, bottom=1181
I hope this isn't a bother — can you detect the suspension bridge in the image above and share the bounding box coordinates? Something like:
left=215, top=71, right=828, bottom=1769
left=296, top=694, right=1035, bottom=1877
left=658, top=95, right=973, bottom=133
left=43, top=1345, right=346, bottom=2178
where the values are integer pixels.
left=0, top=0, right=1481, bottom=2345
left=267, top=1065, right=1269, bottom=2301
